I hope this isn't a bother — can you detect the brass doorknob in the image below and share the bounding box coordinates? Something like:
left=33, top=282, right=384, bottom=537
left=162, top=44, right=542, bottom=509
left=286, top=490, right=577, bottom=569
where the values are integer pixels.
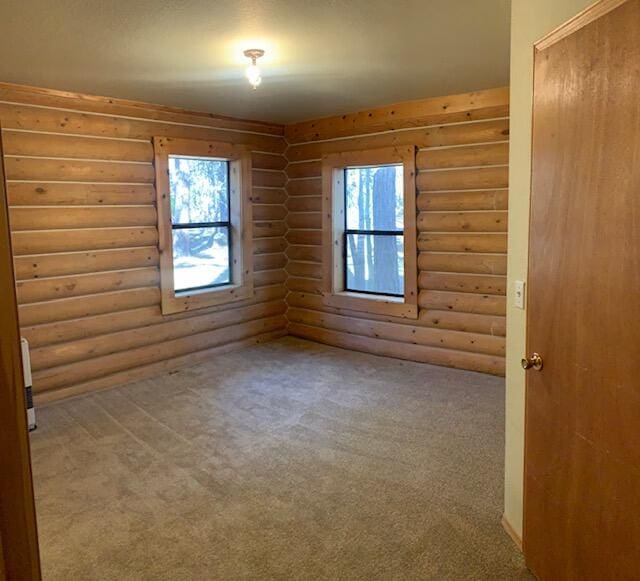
left=521, top=353, right=543, bottom=371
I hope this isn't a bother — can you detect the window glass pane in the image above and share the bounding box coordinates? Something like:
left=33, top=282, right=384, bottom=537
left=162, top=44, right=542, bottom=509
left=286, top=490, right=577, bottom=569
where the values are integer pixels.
left=345, top=164, right=403, bottom=231
left=346, top=234, right=404, bottom=295
left=169, top=157, right=229, bottom=224
left=172, top=227, right=229, bottom=291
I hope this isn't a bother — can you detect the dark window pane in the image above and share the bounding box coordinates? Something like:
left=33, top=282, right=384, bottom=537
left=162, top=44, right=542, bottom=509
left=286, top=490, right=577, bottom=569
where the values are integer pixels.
left=345, top=164, right=403, bottom=231
left=346, top=234, right=404, bottom=295
left=172, top=227, right=230, bottom=291
left=169, top=157, right=229, bottom=224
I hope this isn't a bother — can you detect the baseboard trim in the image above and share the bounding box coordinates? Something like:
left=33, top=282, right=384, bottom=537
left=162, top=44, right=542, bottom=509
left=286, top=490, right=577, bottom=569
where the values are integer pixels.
left=501, top=514, right=523, bottom=552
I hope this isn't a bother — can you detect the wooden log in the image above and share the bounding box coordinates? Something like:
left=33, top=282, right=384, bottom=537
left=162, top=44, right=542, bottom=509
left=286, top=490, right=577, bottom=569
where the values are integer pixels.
left=417, top=190, right=508, bottom=212
left=418, top=252, right=507, bottom=275
left=286, top=160, right=321, bottom=179
left=32, top=315, right=287, bottom=392
left=418, top=211, right=508, bottom=233
left=251, top=188, right=286, bottom=205
left=16, top=267, right=159, bottom=304
left=11, top=226, right=158, bottom=255
left=0, top=102, right=286, bottom=153
left=254, top=269, right=287, bottom=287
left=419, top=290, right=506, bottom=316
left=286, top=195, right=322, bottom=213
left=252, top=204, right=287, bottom=221
left=35, top=329, right=287, bottom=405
left=286, top=229, right=322, bottom=246
left=0, top=82, right=284, bottom=136
left=22, top=284, right=286, bottom=348
left=13, top=247, right=158, bottom=280
left=286, top=177, right=322, bottom=196
left=253, top=252, right=287, bottom=271
left=287, top=307, right=505, bottom=357
left=4, top=157, right=155, bottom=183
left=286, top=261, right=322, bottom=279
left=417, top=142, right=509, bottom=170
left=286, top=245, right=322, bottom=263
left=7, top=182, right=155, bottom=206
left=287, top=212, right=321, bottom=230
left=24, top=306, right=159, bottom=350
left=253, top=220, right=287, bottom=238
left=286, top=119, right=510, bottom=163
left=288, top=323, right=504, bottom=376
left=18, top=286, right=160, bottom=326
left=10, top=206, right=157, bottom=231
left=419, top=309, right=506, bottom=337
left=30, top=300, right=286, bottom=371
left=2, top=131, right=153, bottom=162
left=252, top=169, right=286, bottom=188
left=286, top=277, right=323, bottom=294
left=253, top=237, right=287, bottom=255
left=251, top=152, right=287, bottom=171
left=418, top=233, right=508, bottom=253
left=285, top=87, right=509, bottom=143
left=286, top=290, right=506, bottom=336
left=419, top=272, right=506, bottom=295
left=417, top=166, right=508, bottom=192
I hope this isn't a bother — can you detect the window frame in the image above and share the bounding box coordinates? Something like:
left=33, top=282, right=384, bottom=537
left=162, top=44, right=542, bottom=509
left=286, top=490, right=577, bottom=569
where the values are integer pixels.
left=154, top=137, right=253, bottom=315
left=170, top=158, right=232, bottom=293
left=342, top=164, right=405, bottom=297
left=321, top=145, right=418, bottom=319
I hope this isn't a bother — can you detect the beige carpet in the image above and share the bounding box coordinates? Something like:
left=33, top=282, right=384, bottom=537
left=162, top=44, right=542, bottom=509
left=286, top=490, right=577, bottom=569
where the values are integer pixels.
left=30, top=337, right=532, bottom=580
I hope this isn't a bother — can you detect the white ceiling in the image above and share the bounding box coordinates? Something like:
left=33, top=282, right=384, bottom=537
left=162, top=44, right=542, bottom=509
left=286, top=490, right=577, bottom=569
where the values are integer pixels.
left=0, top=0, right=511, bottom=124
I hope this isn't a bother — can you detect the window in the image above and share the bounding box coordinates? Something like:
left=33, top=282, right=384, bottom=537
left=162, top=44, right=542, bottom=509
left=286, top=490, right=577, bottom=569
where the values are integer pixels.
left=344, top=164, right=404, bottom=296
left=169, top=157, right=231, bottom=292
left=322, top=146, right=418, bottom=319
left=154, top=137, right=253, bottom=314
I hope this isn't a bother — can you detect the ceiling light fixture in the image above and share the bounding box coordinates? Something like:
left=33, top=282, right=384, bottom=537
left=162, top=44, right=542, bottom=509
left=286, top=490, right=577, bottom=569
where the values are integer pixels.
left=243, top=48, right=265, bottom=89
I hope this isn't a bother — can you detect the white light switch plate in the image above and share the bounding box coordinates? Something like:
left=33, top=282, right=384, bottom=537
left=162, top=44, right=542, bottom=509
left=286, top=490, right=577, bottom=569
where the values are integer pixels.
left=514, top=280, right=526, bottom=309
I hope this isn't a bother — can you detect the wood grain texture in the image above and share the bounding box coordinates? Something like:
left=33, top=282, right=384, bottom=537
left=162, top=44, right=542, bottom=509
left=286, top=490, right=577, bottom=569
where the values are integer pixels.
left=22, top=285, right=286, bottom=349
left=7, top=182, right=155, bottom=206
left=1, top=86, right=288, bottom=399
left=0, top=124, right=42, bottom=580
left=525, top=2, right=640, bottom=578
left=285, top=86, right=509, bottom=143
left=285, top=87, right=508, bottom=374
left=0, top=102, right=286, bottom=153
left=13, top=246, right=158, bottom=280
left=417, top=142, right=509, bottom=170
left=286, top=118, right=510, bottom=162
left=0, top=82, right=284, bottom=136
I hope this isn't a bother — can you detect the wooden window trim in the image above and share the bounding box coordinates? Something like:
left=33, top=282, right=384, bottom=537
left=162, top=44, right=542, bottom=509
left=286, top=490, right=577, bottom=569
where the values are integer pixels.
left=321, top=145, right=418, bottom=319
left=154, top=137, right=253, bottom=315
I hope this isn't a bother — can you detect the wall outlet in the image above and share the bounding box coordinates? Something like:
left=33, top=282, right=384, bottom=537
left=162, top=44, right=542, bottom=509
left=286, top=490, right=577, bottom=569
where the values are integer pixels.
left=514, top=280, right=526, bottom=309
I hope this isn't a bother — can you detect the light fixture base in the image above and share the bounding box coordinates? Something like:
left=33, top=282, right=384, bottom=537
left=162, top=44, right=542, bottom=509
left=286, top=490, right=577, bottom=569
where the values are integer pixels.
left=243, top=48, right=265, bottom=60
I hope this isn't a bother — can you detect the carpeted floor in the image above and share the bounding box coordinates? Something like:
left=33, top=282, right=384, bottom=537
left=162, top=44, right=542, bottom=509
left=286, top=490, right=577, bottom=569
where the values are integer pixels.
left=30, top=337, right=532, bottom=580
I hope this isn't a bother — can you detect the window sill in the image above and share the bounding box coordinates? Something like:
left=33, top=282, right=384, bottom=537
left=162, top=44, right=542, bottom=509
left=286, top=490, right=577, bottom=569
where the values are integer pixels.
left=162, top=282, right=253, bottom=315
left=323, top=291, right=418, bottom=319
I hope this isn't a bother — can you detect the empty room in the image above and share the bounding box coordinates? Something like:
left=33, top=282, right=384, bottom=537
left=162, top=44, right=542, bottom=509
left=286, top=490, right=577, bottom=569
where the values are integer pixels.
left=1, top=0, right=638, bottom=579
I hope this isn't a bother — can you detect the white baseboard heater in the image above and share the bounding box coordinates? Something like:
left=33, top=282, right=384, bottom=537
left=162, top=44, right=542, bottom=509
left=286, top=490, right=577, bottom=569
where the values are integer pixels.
left=21, top=337, right=36, bottom=431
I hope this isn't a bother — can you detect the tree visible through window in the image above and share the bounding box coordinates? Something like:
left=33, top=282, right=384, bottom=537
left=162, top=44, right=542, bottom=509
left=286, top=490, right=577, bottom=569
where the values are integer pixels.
left=344, top=164, right=404, bottom=296
left=168, top=156, right=231, bottom=292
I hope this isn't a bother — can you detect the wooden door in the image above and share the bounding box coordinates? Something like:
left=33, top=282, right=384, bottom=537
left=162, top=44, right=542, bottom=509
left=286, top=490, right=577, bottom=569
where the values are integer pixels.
left=524, top=0, right=640, bottom=579
left=0, top=127, right=41, bottom=579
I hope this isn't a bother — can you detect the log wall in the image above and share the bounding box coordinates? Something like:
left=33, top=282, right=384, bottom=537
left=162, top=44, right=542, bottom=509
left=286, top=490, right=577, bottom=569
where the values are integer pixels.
left=3, top=83, right=509, bottom=402
left=283, top=87, right=509, bottom=375
left=1, top=84, right=288, bottom=403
